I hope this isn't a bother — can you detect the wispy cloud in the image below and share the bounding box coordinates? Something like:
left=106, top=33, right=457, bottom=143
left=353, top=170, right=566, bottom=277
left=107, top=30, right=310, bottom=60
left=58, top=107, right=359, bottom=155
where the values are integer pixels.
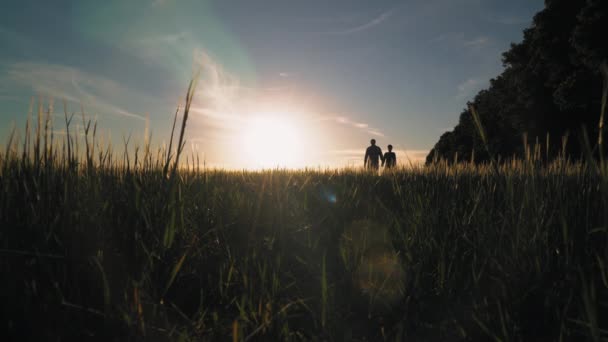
left=3, top=62, right=147, bottom=120
left=179, top=48, right=394, bottom=168
left=430, top=32, right=491, bottom=49
left=279, top=72, right=297, bottom=78
left=320, top=115, right=385, bottom=137
left=428, top=32, right=462, bottom=44
left=185, top=51, right=386, bottom=143
left=189, top=50, right=244, bottom=124
left=464, top=36, right=489, bottom=47
left=139, top=31, right=189, bottom=45
left=325, top=9, right=394, bottom=35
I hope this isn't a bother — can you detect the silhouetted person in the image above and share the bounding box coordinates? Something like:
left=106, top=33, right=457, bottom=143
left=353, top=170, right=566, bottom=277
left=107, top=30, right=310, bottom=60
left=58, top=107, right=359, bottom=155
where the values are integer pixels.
left=364, top=139, right=383, bottom=170
left=382, top=144, right=397, bottom=169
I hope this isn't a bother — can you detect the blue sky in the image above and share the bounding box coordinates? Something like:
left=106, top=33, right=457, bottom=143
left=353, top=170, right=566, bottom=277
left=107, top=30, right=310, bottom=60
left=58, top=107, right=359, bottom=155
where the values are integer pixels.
left=0, top=0, right=543, bottom=167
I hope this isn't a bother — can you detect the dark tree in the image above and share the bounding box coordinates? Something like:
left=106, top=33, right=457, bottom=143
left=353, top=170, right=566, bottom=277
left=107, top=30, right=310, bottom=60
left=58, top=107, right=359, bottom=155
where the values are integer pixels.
left=427, top=0, right=607, bottom=164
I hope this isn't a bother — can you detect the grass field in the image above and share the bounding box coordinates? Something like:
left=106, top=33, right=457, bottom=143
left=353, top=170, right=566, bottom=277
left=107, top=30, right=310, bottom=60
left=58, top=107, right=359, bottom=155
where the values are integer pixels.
left=1, top=92, right=608, bottom=341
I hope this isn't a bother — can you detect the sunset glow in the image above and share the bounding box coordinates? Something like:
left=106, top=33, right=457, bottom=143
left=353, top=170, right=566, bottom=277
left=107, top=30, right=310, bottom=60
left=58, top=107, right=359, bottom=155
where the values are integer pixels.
left=4, top=1, right=598, bottom=340
left=0, top=0, right=543, bottom=169
left=239, top=113, right=305, bottom=169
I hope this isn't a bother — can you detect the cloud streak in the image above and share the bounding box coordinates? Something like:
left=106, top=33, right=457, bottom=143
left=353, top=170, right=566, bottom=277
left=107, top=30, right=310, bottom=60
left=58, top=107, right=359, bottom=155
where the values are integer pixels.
left=188, top=50, right=246, bottom=129
left=326, top=9, right=394, bottom=35
left=464, top=36, right=489, bottom=47
left=185, top=50, right=389, bottom=146
left=430, top=33, right=491, bottom=49
left=3, top=62, right=147, bottom=120
left=321, top=115, right=385, bottom=137
left=279, top=72, right=296, bottom=78
left=139, top=31, right=189, bottom=45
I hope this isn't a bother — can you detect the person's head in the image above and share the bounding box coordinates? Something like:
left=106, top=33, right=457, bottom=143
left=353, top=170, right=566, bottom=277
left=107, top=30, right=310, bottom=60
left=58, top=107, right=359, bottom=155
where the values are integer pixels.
left=370, top=139, right=376, bottom=146
left=388, top=144, right=393, bottom=152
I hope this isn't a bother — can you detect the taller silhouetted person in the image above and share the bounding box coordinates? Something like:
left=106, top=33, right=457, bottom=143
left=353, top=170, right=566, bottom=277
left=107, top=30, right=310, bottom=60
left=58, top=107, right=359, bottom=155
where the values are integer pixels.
left=382, top=144, right=397, bottom=169
left=364, top=139, right=383, bottom=170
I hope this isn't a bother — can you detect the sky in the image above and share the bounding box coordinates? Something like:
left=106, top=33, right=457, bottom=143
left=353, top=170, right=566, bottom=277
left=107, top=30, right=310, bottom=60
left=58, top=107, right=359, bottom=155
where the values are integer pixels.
left=0, top=0, right=544, bottom=168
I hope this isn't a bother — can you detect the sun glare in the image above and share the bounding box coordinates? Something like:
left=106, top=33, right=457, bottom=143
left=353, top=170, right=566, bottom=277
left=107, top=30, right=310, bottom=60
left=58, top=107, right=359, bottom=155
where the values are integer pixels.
left=240, top=114, right=305, bottom=169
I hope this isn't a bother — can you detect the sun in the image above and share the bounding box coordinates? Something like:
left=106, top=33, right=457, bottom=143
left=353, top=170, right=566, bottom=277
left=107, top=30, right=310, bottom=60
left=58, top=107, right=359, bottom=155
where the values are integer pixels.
left=239, top=114, right=305, bottom=168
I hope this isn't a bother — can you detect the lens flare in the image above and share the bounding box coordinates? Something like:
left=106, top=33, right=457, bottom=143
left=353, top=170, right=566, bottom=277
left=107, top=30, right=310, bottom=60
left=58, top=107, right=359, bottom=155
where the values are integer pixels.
left=340, top=220, right=405, bottom=311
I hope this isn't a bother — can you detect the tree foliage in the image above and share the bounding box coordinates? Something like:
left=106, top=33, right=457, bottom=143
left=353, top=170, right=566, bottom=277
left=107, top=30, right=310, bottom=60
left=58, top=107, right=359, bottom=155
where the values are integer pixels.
left=427, top=0, right=608, bottom=164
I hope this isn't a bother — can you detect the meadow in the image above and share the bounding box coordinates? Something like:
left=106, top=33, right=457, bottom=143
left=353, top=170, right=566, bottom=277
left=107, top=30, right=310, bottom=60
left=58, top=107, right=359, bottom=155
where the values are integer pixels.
left=1, top=88, right=608, bottom=341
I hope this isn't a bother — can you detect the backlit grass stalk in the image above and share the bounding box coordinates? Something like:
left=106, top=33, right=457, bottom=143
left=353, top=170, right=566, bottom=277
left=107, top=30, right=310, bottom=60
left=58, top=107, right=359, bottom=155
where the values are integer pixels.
left=0, top=80, right=607, bottom=340
left=599, top=61, right=608, bottom=175
left=469, top=104, right=499, bottom=173
left=171, top=70, right=200, bottom=180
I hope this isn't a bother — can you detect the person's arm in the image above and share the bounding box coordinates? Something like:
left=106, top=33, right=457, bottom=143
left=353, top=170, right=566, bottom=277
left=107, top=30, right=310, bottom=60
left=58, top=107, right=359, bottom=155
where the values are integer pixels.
left=364, top=149, right=369, bottom=167
left=379, top=148, right=384, bottom=163
left=381, top=153, right=386, bottom=166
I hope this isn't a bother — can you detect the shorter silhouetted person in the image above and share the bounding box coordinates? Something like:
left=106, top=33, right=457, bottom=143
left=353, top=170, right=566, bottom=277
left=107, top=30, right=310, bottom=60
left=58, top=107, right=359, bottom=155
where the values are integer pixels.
left=382, top=144, right=396, bottom=169
left=364, top=139, right=383, bottom=170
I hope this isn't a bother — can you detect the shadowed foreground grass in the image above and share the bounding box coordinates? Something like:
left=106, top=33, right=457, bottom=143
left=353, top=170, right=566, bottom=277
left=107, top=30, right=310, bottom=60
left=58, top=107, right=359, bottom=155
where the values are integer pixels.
left=1, top=93, right=608, bottom=340
left=2, top=139, right=608, bottom=341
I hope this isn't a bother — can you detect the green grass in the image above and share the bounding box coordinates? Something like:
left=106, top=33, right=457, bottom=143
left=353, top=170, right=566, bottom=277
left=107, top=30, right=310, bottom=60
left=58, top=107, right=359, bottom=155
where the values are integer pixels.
left=1, top=90, right=608, bottom=340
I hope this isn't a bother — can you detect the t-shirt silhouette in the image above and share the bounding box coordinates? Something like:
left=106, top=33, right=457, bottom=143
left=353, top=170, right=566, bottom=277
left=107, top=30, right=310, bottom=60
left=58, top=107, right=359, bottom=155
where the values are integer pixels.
left=365, top=145, right=383, bottom=168
left=383, top=152, right=396, bottom=168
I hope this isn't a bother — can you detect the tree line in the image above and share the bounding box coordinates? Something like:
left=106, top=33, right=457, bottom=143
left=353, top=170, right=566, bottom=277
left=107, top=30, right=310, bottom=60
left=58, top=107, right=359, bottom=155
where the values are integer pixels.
left=426, top=0, right=607, bottom=164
